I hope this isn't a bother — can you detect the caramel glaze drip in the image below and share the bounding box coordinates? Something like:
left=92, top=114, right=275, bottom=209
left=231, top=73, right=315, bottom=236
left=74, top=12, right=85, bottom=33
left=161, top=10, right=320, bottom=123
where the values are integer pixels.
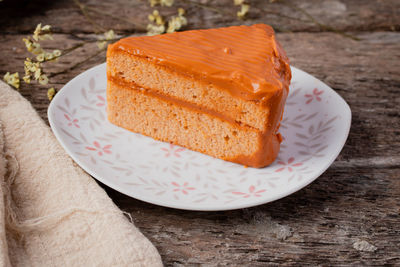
left=111, top=24, right=291, bottom=105
left=108, top=24, right=292, bottom=167
left=232, top=88, right=288, bottom=167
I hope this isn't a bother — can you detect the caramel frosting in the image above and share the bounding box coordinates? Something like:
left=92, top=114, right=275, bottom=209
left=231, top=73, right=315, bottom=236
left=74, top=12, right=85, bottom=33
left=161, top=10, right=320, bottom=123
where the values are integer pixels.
left=110, top=24, right=291, bottom=104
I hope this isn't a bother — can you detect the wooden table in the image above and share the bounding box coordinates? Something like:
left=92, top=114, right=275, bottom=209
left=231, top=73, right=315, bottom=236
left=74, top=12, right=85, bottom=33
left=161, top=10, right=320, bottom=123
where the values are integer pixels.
left=1, top=0, right=399, bottom=265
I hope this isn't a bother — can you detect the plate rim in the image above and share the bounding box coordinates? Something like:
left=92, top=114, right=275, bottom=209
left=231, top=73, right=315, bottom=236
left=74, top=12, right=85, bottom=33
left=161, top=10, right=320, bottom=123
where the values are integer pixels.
left=48, top=63, right=352, bottom=211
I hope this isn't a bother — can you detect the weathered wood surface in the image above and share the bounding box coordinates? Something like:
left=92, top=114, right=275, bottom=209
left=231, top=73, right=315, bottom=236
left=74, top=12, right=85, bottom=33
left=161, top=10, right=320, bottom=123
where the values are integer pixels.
left=1, top=0, right=399, bottom=34
left=0, top=0, right=399, bottom=265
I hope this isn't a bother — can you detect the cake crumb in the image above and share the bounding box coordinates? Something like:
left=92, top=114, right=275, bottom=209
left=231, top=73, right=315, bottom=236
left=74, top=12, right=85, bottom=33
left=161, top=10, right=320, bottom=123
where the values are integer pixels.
left=353, top=240, right=377, bottom=252
left=223, top=47, right=232, bottom=54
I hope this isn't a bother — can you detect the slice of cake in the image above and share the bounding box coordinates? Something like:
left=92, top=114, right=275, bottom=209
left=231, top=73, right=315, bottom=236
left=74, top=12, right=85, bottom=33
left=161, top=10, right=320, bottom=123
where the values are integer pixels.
left=106, top=24, right=291, bottom=168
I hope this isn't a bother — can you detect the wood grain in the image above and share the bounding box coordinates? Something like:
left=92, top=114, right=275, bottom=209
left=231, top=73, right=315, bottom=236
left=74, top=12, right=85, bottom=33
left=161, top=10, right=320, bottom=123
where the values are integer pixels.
left=0, top=0, right=399, bottom=34
left=0, top=0, right=399, bottom=265
left=106, top=166, right=400, bottom=266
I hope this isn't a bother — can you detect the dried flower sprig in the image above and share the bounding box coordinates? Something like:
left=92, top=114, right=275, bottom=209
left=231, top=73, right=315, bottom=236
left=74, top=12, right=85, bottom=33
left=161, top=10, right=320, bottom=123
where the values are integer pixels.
left=2, top=23, right=65, bottom=100
left=21, top=24, right=61, bottom=89
left=147, top=8, right=187, bottom=36
left=3, top=24, right=58, bottom=90
left=22, top=24, right=62, bottom=63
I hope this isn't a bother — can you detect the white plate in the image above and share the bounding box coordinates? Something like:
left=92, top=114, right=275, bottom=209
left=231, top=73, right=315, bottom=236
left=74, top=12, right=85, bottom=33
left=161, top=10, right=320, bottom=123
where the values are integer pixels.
left=48, top=63, right=351, bottom=211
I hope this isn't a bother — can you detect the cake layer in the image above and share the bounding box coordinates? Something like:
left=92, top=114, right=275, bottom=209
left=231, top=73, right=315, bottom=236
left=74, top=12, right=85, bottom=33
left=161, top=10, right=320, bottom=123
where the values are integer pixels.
left=107, top=80, right=280, bottom=167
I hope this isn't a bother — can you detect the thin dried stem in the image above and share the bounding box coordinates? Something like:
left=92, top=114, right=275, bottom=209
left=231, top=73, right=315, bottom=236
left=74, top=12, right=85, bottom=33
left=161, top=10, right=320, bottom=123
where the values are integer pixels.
left=73, top=0, right=106, bottom=33
left=181, top=0, right=234, bottom=16
left=42, top=35, right=124, bottom=63
left=257, top=7, right=312, bottom=24
left=85, top=6, right=147, bottom=32
left=49, top=48, right=106, bottom=78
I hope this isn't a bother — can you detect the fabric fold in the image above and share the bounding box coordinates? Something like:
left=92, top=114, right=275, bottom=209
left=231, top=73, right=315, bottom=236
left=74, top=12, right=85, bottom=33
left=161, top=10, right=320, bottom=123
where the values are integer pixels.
left=0, top=81, right=162, bottom=266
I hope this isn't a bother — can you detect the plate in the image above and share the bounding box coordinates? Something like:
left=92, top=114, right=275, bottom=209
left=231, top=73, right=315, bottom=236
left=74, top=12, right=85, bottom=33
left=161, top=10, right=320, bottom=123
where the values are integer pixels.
left=48, top=63, right=351, bottom=211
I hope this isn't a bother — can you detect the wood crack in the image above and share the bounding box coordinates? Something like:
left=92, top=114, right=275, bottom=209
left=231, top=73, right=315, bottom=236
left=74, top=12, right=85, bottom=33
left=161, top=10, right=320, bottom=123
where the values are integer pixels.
left=332, top=156, right=400, bottom=169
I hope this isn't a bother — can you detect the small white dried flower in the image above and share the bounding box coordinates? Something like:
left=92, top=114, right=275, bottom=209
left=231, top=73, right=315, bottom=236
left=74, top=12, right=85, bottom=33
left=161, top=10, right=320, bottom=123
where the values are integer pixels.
left=237, top=4, right=250, bottom=19
left=148, top=10, right=164, bottom=25
left=52, top=49, right=62, bottom=57
left=33, top=23, right=42, bottom=41
left=38, top=74, right=49, bottom=85
left=23, top=75, right=31, bottom=84
left=44, top=52, right=54, bottom=61
left=166, top=8, right=187, bottom=33
left=160, top=0, right=174, bottom=6
left=41, top=24, right=51, bottom=31
left=149, top=0, right=159, bottom=7
left=24, top=58, right=41, bottom=74
left=149, top=0, right=174, bottom=7
left=36, top=53, right=45, bottom=62
left=47, top=87, right=56, bottom=101
left=146, top=24, right=166, bottom=36
left=34, top=68, right=42, bottom=80
left=167, top=16, right=187, bottom=33
left=104, top=30, right=115, bottom=40
left=97, top=41, right=107, bottom=49
left=96, top=30, right=116, bottom=50
left=31, top=42, right=44, bottom=55
left=233, top=0, right=244, bottom=5
left=3, top=72, right=20, bottom=89
left=22, top=38, right=32, bottom=50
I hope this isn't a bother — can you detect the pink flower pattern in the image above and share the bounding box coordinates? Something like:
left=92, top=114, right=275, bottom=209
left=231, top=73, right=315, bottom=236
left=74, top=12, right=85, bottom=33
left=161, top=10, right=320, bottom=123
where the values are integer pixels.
left=232, top=185, right=266, bottom=198
left=64, top=114, right=80, bottom=128
left=275, top=157, right=303, bottom=172
left=305, top=88, right=323, bottom=104
left=86, top=141, right=112, bottom=156
left=96, top=95, right=105, bottom=106
left=52, top=66, right=347, bottom=208
left=162, top=144, right=185, bottom=158
left=172, top=182, right=195, bottom=195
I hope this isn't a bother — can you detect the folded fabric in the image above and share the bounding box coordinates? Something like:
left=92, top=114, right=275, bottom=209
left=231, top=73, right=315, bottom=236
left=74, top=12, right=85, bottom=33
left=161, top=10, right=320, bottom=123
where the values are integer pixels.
left=0, top=81, right=162, bottom=266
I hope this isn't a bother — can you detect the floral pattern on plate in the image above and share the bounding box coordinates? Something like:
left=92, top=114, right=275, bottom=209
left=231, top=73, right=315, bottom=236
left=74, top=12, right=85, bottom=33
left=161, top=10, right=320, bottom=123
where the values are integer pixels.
left=48, top=64, right=351, bottom=211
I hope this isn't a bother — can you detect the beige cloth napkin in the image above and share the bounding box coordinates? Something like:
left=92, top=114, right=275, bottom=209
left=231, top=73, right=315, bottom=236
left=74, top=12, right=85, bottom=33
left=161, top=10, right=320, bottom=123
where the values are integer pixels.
left=0, top=81, right=162, bottom=266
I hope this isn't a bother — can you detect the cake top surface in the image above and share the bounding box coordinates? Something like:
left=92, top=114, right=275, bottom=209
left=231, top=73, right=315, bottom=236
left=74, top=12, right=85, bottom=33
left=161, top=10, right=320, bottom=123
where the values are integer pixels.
left=111, top=24, right=291, bottom=101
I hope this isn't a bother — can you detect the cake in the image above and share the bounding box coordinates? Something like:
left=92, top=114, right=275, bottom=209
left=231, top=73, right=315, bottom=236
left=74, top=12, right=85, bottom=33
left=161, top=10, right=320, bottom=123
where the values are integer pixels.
left=106, top=24, right=291, bottom=168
